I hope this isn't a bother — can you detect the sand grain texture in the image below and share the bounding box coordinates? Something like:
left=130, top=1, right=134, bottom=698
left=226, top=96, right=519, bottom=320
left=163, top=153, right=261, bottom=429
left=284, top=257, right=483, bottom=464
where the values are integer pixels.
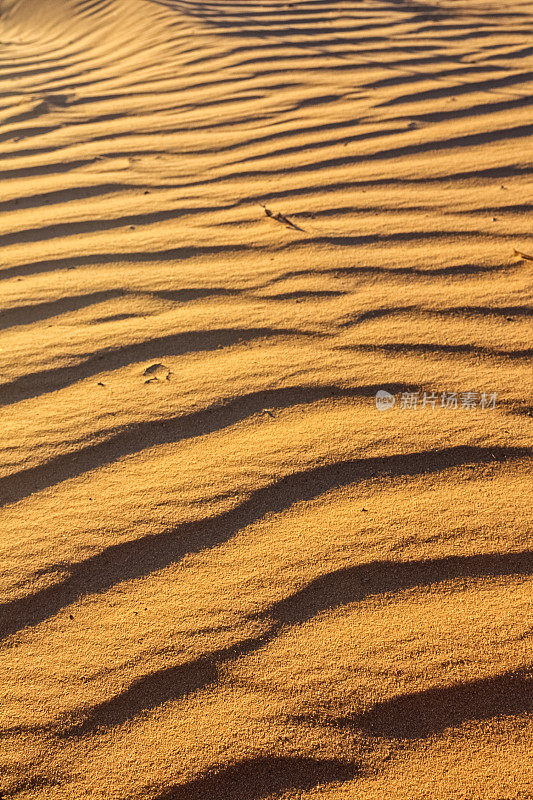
left=0, top=0, right=532, bottom=797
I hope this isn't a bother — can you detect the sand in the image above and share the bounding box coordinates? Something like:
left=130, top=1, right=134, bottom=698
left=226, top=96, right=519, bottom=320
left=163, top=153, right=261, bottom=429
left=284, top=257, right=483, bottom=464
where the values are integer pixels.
left=0, top=0, right=532, bottom=797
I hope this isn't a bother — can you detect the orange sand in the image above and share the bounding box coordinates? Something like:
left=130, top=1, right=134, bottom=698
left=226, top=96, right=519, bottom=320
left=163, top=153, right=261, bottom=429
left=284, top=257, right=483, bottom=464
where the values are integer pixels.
left=0, top=0, right=532, bottom=797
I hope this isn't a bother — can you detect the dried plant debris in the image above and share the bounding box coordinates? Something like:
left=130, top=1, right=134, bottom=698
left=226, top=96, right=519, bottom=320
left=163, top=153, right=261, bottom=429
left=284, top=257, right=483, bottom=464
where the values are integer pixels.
left=513, top=248, right=533, bottom=262
left=258, top=202, right=305, bottom=232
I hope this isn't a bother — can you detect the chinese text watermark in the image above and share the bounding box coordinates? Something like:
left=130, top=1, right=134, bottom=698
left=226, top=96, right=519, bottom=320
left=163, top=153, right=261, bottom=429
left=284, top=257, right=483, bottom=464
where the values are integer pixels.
left=375, top=389, right=497, bottom=412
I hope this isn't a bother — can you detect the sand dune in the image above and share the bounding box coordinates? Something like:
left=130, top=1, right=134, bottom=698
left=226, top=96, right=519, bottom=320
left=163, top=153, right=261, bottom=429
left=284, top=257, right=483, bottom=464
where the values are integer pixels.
left=0, top=0, right=532, bottom=797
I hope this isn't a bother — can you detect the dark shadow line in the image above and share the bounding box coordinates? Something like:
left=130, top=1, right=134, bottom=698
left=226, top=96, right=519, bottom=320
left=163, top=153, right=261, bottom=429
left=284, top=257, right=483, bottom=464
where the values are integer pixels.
left=0, top=326, right=307, bottom=408
left=0, top=290, right=126, bottom=331
left=377, top=71, right=533, bottom=107
left=59, top=550, right=532, bottom=736
left=0, top=286, right=248, bottom=332
left=152, top=287, right=242, bottom=302
left=338, top=343, right=532, bottom=360
left=261, top=290, right=348, bottom=300
left=154, top=755, right=360, bottom=800
left=62, top=629, right=278, bottom=736
left=344, top=666, right=533, bottom=738
left=249, top=165, right=533, bottom=204
left=264, top=261, right=516, bottom=284
left=0, top=244, right=251, bottom=282
left=0, top=383, right=408, bottom=507
left=0, top=445, right=529, bottom=642
left=0, top=183, right=138, bottom=214
left=0, top=208, right=221, bottom=248
left=340, top=305, right=533, bottom=326
left=179, top=120, right=533, bottom=183
left=258, top=551, right=533, bottom=627
left=393, top=94, right=533, bottom=124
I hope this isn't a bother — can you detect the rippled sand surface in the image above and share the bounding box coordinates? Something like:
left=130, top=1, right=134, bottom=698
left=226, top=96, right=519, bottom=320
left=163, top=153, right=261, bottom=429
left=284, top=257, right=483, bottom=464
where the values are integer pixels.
left=0, top=0, right=532, bottom=797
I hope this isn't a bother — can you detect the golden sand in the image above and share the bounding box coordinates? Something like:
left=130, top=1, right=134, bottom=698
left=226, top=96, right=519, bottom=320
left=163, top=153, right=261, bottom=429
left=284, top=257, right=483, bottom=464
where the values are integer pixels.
left=0, top=0, right=531, bottom=797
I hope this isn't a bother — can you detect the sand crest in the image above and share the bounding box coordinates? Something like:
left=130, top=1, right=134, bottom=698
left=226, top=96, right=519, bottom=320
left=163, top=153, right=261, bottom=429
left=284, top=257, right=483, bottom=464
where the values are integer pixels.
left=0, top=0, right=531, bottom=797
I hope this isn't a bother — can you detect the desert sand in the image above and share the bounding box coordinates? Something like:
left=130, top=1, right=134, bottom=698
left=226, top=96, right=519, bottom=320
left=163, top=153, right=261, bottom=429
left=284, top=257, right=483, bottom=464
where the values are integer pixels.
left=0, top=0, right=532, bottom=797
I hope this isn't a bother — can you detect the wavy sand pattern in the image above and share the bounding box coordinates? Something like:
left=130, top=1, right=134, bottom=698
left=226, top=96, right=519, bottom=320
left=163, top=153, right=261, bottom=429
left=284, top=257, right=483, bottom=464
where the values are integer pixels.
left=0, top=0, right=532, bottom=797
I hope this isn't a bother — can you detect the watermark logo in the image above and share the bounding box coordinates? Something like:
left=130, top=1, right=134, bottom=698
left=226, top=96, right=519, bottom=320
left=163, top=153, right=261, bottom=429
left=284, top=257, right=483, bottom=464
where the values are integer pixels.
left=375, top=389, right=396, bottom=411
left=375, top=389, right=497, bottom=411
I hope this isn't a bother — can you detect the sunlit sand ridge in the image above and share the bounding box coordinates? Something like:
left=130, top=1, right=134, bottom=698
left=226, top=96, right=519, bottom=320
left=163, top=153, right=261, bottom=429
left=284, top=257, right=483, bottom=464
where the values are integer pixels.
left=0, top=0, right=531, bottom=797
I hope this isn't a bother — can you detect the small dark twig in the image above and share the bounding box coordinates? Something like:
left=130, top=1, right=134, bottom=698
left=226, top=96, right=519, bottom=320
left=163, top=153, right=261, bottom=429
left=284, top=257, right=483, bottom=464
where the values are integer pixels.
left=258, top=202, right=305, bottom=232
left=513, top=248, right=533, bottom=262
